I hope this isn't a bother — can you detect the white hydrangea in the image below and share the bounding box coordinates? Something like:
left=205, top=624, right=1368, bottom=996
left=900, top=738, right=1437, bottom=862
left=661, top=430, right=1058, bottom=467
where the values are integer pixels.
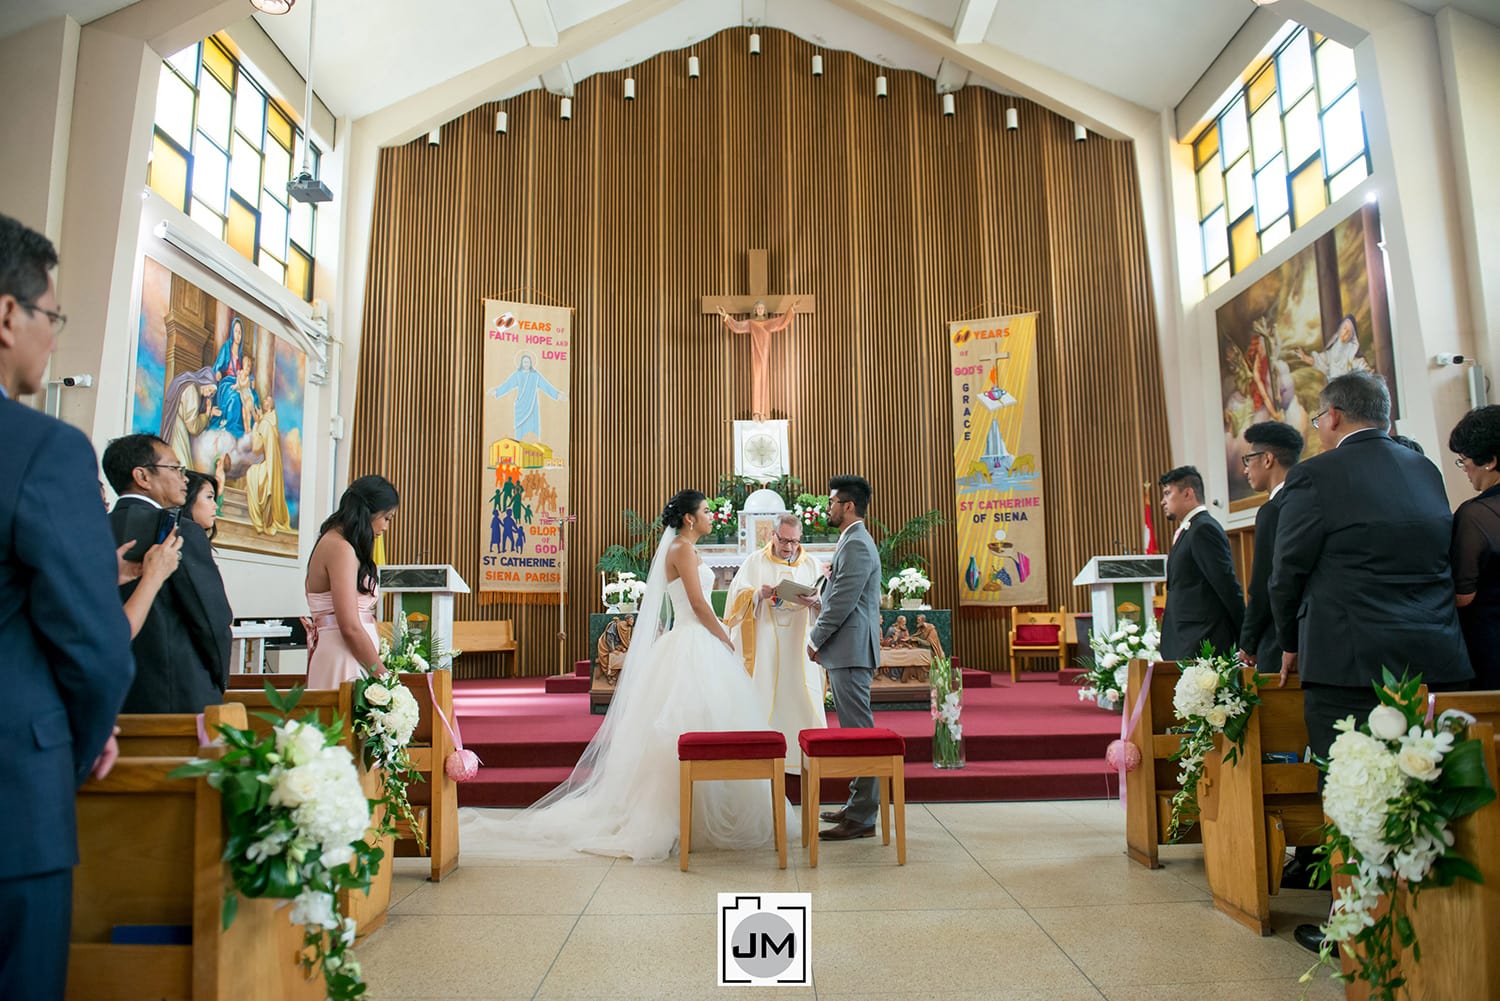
left=374, top=685, right=421, bottom=747
left=1173, top=663, right=1220, bottom=721
left=274, top=719, right=329, bottom=767
left=278, top=745, right=372, bottom=869
left=289, top=889, right=341, bottom=931
left=1323, top=729, right=1406, bottom=863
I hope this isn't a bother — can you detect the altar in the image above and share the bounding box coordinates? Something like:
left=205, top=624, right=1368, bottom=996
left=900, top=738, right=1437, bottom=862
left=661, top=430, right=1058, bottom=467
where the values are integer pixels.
left=586, top=606, right=953, bottom=713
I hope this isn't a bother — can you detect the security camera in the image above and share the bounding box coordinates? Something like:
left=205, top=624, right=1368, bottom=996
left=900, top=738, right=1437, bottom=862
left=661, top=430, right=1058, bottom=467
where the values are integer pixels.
left=54, top=374, right=94, bottom=388
left=1435, top=353, right=1469, bottom=366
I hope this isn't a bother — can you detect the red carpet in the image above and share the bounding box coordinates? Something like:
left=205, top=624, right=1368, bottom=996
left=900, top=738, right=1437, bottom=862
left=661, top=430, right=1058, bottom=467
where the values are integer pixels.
left=454, top=673, right=1122, bottom=807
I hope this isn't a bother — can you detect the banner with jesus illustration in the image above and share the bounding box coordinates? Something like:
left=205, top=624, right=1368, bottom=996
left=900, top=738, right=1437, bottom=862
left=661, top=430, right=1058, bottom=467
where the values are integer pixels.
left=948, top=313, right=1047, bottom=607
left=480, top=299, right=572, bottom=601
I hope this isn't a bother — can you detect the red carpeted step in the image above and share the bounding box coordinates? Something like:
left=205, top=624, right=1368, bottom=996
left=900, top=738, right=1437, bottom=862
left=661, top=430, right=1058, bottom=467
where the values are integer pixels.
left=543, top=675, right=590, bottom=694
left=459, top=766, right=577, bottom=808
left=960, top=668, right=992, bottom=688
left=574, top=660, right=591, bottom=677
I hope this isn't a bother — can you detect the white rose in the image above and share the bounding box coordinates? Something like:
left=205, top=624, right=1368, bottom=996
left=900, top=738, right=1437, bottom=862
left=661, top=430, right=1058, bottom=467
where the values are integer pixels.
left=1105, top=688, right=1121, bottom=701
left=364, top=684, right=393, bottom=707
left=1194, top=670, right=1219, bottom=695
left=1204, top=707, right=1229, bottom=729
left=270, top=763, right=321, bottom=808
left=1396, top=745, right=1442, bottom=782
left=1367, top=705, right=1408, bottom=742
left=289, top=889, right=341, bottom=931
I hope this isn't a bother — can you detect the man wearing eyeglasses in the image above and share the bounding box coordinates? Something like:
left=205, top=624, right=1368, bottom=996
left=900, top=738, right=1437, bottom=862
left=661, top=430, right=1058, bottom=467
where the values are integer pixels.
left=0, top=213, right=135, bottom=1000
left=1236, top=421, right=1304, bottom=673
left=102, top=433, right=233, bottom=714
left=724, top=513, right=829, bottom=765
left=1158, top=465, right=1243, bottom=661
left=1269, top=371, right=1473, bottom=953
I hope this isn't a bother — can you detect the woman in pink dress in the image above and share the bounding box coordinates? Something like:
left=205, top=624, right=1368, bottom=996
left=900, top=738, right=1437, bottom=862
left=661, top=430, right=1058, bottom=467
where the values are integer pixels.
left=304, top=475, right=399, bottom=687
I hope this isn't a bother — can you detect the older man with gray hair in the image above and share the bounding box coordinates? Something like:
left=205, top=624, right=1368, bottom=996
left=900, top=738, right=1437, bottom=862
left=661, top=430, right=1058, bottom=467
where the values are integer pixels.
left=724, top=512, right=828, bottom=765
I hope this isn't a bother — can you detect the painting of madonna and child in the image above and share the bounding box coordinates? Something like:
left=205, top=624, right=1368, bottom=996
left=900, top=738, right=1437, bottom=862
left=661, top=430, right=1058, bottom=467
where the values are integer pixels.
left=1216, top=203, right=1398, bottom=512
left=130, top=257, right=305, bottom=558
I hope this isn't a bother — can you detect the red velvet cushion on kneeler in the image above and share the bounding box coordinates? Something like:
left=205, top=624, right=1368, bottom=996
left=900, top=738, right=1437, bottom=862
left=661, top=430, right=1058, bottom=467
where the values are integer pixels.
left=1014, top=624, right=1060, bottom=646
left=678, top=730, right=786, bottom=761
left=799, top=727, right=905, bottom=757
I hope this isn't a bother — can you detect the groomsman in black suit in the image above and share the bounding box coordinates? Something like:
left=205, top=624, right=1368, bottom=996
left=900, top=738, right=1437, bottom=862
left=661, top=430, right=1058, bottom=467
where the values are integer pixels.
left=1158, top=465, right=1244, bottom=660
left=1237, top=422, right=1304, bottom=670
left=0, top=214, right=135, bottom=999
left=103, top=434, right=233, bottom=713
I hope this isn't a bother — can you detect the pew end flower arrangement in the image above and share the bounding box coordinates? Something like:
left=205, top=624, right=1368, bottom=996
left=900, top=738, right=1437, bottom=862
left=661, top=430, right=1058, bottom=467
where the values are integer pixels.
left=1299, top=670, right=1496, bottom=1001
left=352, top=669, right=424, bottom=851
left=170, top=683, right=378, bottom=1000
left=1166, top=645, right=1262, bottom=842
left=1076, top=618, right=1161, bottom=710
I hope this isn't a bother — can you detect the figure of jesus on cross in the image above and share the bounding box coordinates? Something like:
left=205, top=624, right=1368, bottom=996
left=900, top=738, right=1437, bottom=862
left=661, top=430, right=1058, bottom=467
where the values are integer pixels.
left=701, top=248, right=815, bottom=422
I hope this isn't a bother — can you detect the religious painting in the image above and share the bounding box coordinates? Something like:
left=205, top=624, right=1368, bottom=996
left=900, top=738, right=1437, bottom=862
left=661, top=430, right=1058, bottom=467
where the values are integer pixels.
left=131, top=257, right=305, bottom=559
left=1217, top=204, right=1396, bottom=511
left=948, top=313, right=1048, bottom=606
left=737, top=512, right=782, bottom=555
left=480, top=299, right=572, bottom=599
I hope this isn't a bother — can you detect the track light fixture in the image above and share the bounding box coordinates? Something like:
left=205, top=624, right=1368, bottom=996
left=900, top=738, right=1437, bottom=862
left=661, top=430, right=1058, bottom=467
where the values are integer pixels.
left=427, top=127, right=440, bottom=146
left=624, top=75, right=635, bottom=100
left=560, top=96, right=572, bottom=120
left=941, top=92, right=955, bottom=117
left=1073, top=121, right=1087, bottom=142
left=875, top=74, right=888, bottom=98
left=749, top=31, right=761, bottom=55
left=688, top=54, right=700, bottom=78
left=1005, top=107, right=1018, bottom=131
left=812, top=53, right=823, bottom=76
left=495, top=110, right=507, bottom=134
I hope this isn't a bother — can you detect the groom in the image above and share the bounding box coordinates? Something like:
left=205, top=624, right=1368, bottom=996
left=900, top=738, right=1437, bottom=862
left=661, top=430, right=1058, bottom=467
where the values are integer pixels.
left=807, top=475, right=883, bottom=841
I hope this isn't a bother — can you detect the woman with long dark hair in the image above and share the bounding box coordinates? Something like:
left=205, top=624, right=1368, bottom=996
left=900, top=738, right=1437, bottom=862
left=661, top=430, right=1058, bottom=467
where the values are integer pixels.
left=182, top=470, right=220, bottom=540
left=304, top=475, right=399, bottom=688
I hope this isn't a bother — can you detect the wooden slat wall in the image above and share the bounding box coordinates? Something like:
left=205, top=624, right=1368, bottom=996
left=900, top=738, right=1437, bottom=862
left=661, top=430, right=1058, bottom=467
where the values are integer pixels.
left=352, top=28, right=1174, bottom=677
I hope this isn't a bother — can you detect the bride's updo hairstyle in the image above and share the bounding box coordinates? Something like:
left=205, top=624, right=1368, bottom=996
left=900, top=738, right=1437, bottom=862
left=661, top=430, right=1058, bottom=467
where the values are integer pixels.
left=660, top=489, right=707, bottom=530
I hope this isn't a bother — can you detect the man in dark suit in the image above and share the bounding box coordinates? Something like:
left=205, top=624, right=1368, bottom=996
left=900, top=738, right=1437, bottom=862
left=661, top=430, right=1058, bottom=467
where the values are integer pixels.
left=807, top=474, right=884, bottom=841
left=1159, top=465, right=1244, bottom=660
left=102, top=434, right=232, bottom=713
left=1237, top=421, right=1304, bottom=670
left=1269, top=372, right=1472, bottom=953
left=0, top=214, right=135, bottom=999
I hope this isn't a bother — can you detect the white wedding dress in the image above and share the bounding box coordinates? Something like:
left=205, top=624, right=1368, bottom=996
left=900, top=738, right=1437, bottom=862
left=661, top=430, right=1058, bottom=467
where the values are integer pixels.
left=461, top=534, right=784, bottom=862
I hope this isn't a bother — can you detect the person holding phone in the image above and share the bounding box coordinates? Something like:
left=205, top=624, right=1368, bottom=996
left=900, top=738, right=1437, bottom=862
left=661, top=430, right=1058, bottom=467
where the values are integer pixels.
left=103, top=434, right=233, bottom=713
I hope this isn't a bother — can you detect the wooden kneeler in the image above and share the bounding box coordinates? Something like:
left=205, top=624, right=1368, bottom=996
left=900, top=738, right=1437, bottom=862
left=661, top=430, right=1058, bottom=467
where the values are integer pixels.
left=677, top=730, right=788, bottom=871
left=798, top=727, right=906, bottom=867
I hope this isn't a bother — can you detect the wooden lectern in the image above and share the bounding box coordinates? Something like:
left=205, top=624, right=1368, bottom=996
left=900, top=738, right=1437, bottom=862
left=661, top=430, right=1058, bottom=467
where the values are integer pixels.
left=378, top=564, right=470, bottom=659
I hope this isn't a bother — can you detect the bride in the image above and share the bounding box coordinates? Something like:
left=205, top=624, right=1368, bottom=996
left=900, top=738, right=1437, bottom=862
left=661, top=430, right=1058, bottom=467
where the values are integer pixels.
left=461, top=489, right=784, bottom=862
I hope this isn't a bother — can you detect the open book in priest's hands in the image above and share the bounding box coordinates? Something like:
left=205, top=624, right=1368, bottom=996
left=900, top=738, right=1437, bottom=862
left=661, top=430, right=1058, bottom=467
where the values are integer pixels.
left=775, top=579, right=820, bottom=602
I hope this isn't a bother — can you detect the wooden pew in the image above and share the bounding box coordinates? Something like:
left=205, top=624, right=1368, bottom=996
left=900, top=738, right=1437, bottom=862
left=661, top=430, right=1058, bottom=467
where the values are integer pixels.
left=453, top=619, right=519, bottom=678
left=116, top=703, right=248, bottom=757
left=1335, top=722, right=1500, bottom=1000
left=1431, top=690, right=1500, bottom=733
left=222, top=679, right=393, bottom=933
left=1123, top=659, right=1202, bottom=869
left=230, top=673, right=461, bottom=882
left=1196, top=670, right=1325, bottom=935
left=69, top=703, right=323, bottom=1001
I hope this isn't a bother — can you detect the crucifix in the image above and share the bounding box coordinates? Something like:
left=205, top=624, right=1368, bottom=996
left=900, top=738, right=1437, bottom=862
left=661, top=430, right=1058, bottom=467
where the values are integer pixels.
left=700, top=249, right=816, bottom=422
left=540, top=505, right=579, bottom=676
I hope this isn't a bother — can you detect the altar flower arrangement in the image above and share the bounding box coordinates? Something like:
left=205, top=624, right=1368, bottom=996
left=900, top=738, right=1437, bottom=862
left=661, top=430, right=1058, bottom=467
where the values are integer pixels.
left=602, top=571, right=648, bottom=612
left=794, top=493, right=831, bottom=535
left=1076, top=618, right=1160, bottom=710
left=887, top=567, right=932, bottom=602
left=929, top=655, right=965, bottom=769
left=705, top=497, right=736, bottom=539
left=170, top=684, right=379, bottom=1001
left=1165, top=645, right=1261, bottom=841
left=1300, top=670, right=1496, bottom=1001
left=353, top=671, right=425, bottom=850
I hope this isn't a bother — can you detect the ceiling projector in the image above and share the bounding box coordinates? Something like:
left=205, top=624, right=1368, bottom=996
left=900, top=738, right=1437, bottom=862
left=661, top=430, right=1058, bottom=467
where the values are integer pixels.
left=288, top=171, right=333, bottom=204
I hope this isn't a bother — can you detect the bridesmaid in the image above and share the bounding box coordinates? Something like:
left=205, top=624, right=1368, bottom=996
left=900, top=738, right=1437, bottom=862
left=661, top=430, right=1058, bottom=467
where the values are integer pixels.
left=304, top=475, right=399, bottom=687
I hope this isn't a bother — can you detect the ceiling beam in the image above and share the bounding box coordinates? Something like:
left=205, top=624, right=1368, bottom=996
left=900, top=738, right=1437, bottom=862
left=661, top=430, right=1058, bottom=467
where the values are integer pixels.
left=91, top=0, right=245, bottom=56
left=357, top=0, right=682, bottom=148
left=951, top=0, right=999, bottom=44
left=830, top=0, right=1156, bottom=140
left=510, top=0, right=559, bottom=48
left=540, top=63, right=574, bottom=97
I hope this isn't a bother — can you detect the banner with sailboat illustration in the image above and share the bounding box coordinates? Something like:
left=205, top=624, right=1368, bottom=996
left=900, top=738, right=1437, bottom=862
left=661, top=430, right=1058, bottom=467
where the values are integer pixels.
left=948, top=313, right=1047, bottom=607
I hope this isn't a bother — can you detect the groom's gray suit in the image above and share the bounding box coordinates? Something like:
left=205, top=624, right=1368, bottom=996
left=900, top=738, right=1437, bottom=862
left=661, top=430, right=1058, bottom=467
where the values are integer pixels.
left=809, top=520, right=883, bottom=827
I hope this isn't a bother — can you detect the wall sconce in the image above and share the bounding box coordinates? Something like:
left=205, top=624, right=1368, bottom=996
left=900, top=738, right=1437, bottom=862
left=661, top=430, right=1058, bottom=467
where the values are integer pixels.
left=812, top=53, right=823, bottom=76
left=1005, top=107, right=1018, bottom=131
left=749, top=31, right=761, bottom=55
left=427, top=128, right=440, bottom=146
left=495, top=110, right=507, bottom=134
left=875, top=74, right=888, bottom=98
left=560, top=97, right=572, bottom=120
left=624, top=75, right=635, bottom=100
left=688, top=54, right=700, bottom=78
left=941, top=92, right=955, bottom=117
left=1073, top=122, right=1087, bottom=142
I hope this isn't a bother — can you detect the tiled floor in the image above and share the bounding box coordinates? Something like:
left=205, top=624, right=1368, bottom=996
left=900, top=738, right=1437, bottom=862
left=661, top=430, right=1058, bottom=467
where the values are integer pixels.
left=358, top=800, right=1343, bottom=1000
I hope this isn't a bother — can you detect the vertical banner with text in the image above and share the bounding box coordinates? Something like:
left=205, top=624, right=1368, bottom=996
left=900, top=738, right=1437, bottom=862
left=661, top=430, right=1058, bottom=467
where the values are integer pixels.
left=949, top=313, right=1047, bottom=606
left=481, top=300, right=572, bottom=601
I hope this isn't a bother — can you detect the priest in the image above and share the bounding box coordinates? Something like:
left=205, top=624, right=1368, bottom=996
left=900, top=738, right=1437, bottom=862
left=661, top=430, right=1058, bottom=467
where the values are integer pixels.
left=724, top=512, right=828, bottom=762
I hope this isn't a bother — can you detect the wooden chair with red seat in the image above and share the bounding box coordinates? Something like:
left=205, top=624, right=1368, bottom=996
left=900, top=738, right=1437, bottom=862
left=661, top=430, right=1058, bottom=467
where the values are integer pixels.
left=678, top=730, right=788, bottom=871
left=1007, top=606, right=1067, bottom=682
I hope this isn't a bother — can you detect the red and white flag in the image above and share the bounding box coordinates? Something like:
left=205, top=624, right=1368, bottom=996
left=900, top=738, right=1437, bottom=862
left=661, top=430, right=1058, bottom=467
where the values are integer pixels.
left=1142, top=486, right=1159, bottom=555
